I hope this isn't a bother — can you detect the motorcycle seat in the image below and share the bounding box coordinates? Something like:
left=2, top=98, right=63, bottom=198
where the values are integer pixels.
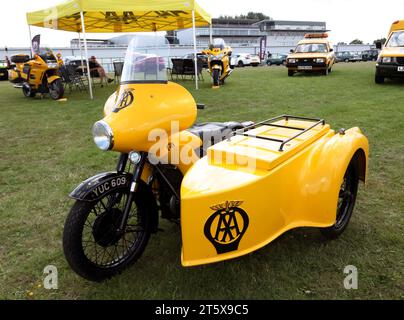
left=188, top=121, right=254, bottom=157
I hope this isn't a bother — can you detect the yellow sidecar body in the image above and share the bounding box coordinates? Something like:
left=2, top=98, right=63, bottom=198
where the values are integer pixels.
left=180, top=116, right=368, bottom=266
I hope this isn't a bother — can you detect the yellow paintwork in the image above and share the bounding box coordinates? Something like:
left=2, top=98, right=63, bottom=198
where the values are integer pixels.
left=100, top=82, right=369, bottom=267
left=180, top=119, right=368, bottom=266
left=8, top=54, right=61, bottom=90
left=287, top=35, right=335, bottom=73
left=103, top=82, right=200, bottom=165
left=389, top=20, right=404, bottom=33
left=26, top=0, right=211, bottom=33
left=379, top=20, right=404, bottom=58
left=203, top=45, right=233, bottom=85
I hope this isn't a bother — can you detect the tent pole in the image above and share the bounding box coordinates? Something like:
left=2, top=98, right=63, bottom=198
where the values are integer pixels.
left=78, top=32, right=85, bottom=72
left=80, top=11, right=93, bottom=100
left=28, top=25, right=33, bottom=57
left=191, top=10, right=198, bottom=90
left=209, top=23, right=213, bottom=44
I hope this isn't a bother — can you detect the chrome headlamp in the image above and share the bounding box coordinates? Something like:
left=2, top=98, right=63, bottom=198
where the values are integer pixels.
left=92, top=120, right=114, bottom=151
left=315, top=58, right=325, bottom=63
left=288, top=58, right=297, bottom=64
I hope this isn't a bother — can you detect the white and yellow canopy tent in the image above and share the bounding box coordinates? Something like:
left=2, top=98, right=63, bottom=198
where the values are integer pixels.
left=26, top=0, right=212, bottom=98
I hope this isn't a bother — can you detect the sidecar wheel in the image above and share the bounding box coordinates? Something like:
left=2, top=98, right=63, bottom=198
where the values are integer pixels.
left=63, top=189, right=152, bottom=281
left=320, top=158, right=359, bottom=239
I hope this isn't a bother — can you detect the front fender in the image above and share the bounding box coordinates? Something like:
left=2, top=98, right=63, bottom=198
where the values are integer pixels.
left=47, top=75, right=61, bottom=84
left=69, top=171, right=159, bottom=232
left=69, top=171, right=132, bottom=202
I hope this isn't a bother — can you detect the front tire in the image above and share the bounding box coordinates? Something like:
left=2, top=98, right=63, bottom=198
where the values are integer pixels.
left=63, top=188, right=152, bottom=281
left=237, top=61, right=244, bottom=68
left=375, top=75, right=385, bottom=84
left=49, top=79, right=64, bottom=100
left=288, top=70, right=294, bottom=77
left=212, top=69, right=220, bottom=87
left=320, top=158, right=359, bottom=239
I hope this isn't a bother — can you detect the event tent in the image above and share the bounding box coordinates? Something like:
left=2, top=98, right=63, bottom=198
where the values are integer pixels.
left=26, top=0, right=212, bottom=98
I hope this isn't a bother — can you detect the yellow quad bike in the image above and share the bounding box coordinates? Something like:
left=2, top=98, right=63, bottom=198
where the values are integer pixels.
left=203, top=38, right=233, bottom=88
left=8, top=50, right=64, bottom=100
left=63, top=35, right=369, bottom=281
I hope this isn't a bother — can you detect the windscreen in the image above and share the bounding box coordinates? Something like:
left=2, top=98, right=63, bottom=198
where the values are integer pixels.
left=386, top=31, right=404, bottom=47
left=295, top=43, right=328, bottom=53
left=121, top=34, right=168, bottom=83
left=39, top=49, right=57, bottom=62
left=211, top=38, right=226, bottom=50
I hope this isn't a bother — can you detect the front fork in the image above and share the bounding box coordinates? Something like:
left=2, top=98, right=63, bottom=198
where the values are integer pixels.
left=116, top=152, right=147, bottom=233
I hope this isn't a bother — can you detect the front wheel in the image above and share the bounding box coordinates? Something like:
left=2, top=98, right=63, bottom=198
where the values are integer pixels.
left=212, top=69, right=220, bottom=87
left=288, top=70, right=294, bottom=77
left=49, top=79, right=64, bottom=100
left=375, top=75, right=385, bottom=84
left=63, top=188, right=151, bottom=281
left=320, top=159, right=359, bottom=239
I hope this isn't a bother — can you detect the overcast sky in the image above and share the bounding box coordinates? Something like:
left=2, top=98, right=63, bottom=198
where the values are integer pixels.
left=0, top=0, right=401, bottom=48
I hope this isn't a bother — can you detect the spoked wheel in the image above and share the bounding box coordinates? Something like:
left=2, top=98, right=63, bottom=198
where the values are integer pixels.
left=320, top=160, right=359, bottom=239
left=49, top=79, right=64, bottom=100
left=63, top=188, right=151, bottom=281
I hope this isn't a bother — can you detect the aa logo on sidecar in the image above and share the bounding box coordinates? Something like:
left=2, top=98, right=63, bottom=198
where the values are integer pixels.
left=114, top=88, right=134, bottom=113
left=204, top=201, right=249, bottom=254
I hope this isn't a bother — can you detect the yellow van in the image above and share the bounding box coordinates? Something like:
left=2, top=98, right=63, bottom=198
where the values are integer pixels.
left=286, top=33, right=335, bottom=77
left=375, top=20, right=404, bottom=84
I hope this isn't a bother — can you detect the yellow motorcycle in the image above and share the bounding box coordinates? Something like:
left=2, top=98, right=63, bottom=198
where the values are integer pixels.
left=8, top=50, right=64, bottom=100
left=203, top=38, right=233, bottom=88
left=63, top=35, right=369, bottom=281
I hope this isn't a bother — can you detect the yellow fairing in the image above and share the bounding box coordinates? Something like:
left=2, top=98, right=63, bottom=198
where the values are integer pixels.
left=180, top=120, right=368, bottom=266
left=103, top=82, right=198, bottom=154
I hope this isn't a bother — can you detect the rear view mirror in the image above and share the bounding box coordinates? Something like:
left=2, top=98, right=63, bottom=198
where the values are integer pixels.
left=290, top=49, right=294, bottom=53
left=375, top=41, right=382, bottom=50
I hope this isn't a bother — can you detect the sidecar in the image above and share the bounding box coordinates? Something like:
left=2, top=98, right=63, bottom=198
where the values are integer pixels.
left=180, top=115, right=368, bottom=266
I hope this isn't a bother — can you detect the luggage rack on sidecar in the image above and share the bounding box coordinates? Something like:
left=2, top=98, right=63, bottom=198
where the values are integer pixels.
left=230, top=115, right=326, bottom=152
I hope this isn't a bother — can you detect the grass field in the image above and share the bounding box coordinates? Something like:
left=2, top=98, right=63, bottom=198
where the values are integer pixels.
left=0, top=62, right=403, bottom=300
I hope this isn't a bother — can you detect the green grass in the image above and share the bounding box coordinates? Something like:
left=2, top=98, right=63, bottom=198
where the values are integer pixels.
left=0, top=62, right=403, bottom=300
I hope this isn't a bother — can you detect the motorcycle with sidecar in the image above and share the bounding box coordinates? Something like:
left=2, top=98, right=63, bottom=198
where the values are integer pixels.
left=63, top=35, right=369, bottom=281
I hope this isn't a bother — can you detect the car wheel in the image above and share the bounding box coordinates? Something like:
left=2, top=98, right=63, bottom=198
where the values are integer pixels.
left=320, top=157, right=359, bottom=239
left=344, top=59, right=349, bottom=63
left=375, top=75, right=385, bottom=84
left=288, top=70, right=294, bottom=77
left=238, top=61, right=244, bottom=68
